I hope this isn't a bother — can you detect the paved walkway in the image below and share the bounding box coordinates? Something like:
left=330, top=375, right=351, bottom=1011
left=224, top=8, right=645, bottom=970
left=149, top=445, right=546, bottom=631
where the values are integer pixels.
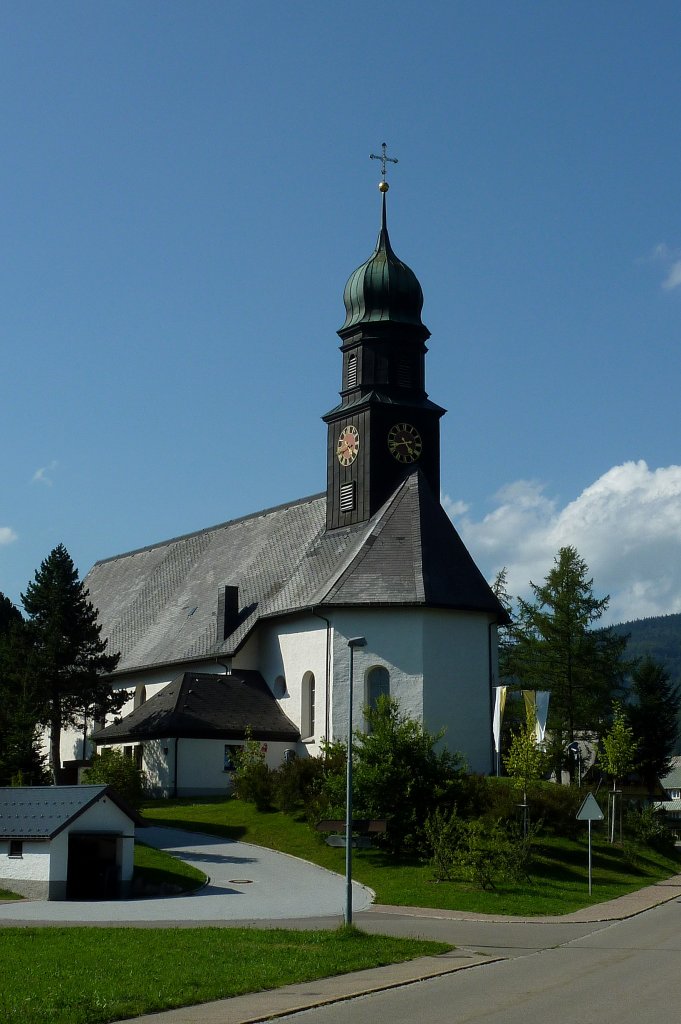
left=0, top=826, right=374, bottom=923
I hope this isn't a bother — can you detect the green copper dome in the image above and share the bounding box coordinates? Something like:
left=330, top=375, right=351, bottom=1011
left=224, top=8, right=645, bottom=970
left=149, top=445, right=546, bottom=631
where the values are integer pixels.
left=340, top=193, right=426, bottom=332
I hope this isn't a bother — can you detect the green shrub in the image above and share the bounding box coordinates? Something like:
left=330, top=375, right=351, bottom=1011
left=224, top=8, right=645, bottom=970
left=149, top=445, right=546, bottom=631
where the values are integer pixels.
left=624, top=805, right=676, bottom=853
left=424, top=806, right=462, bottom=882
left=531, top=783, right=584, bottom=838
left=233, top=731, right=275, bottom=811
left=273, top=755, right=325, bottom=812
left=83, top=748, right=146, bottom=808
left=348, top=696, right=466, bottom=857
left=424, top=807, right=541, bottom=889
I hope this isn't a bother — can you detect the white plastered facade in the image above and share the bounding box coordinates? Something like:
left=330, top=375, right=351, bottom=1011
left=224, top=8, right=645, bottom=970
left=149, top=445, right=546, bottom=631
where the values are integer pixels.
left=0, top=794, right=136, bottom=900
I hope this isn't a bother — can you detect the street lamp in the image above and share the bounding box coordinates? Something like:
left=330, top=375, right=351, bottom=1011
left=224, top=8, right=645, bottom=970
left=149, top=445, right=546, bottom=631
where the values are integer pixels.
left=345, top=635, right=367, bottom=927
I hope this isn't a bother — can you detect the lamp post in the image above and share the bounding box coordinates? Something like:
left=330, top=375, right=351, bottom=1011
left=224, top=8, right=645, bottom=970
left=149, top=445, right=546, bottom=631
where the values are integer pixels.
left=345, top=635, right=366, bottom=927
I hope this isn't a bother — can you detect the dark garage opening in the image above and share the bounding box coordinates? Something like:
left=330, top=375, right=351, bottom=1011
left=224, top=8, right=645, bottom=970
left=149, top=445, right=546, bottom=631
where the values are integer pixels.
left=67, top=833, right=121, bottom=900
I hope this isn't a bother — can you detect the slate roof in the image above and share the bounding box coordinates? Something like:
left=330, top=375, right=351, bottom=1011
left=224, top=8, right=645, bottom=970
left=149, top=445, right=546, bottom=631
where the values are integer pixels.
left=0, top=786, right=142, bottom=840
left=84, top=474, right=507, bottom=677
left=92, top=671, right=300, bottom=743
left=661, top=756, right=681, bottom=793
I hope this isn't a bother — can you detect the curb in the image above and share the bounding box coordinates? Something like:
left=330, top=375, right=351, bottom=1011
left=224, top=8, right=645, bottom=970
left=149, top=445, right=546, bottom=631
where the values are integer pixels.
left=123, top=950, right=499, bottom=1024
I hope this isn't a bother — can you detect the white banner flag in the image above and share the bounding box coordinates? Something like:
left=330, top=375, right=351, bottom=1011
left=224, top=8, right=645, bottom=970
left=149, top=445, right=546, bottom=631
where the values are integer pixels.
left=493, top=686, right=507, bottom=753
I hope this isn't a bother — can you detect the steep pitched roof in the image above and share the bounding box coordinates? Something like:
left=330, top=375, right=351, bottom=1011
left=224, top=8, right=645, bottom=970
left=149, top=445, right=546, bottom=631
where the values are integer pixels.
left=0, top=785, right=142, bottom=840
left=84, top=478, right=506, bottom=676
left=92, top=671, right=300, bottom=743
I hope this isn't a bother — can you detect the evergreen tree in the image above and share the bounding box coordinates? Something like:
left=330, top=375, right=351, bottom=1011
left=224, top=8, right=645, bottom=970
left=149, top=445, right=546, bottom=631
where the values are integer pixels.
left=0, top=593, right=47, bottom=785
left=492, top=567, right=519, bottom=682
left=627, top=656, right=680, bottom=798
left=21, top=544, right=123, bottom=783
left=507, top=547, right=628, bottom=756
left=351, top=696, right=465, bottom=855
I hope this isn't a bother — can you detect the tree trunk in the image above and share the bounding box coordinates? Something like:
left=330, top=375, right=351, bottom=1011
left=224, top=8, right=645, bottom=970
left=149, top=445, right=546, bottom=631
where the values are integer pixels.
left=49, top=703, right=63, bottom=785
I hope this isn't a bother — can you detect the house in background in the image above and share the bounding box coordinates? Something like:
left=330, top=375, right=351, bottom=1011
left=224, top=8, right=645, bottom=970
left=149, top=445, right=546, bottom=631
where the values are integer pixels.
left=0, top=786, right=142, bottom=900
left=58, top=180, right=507, bottom=795
left=657, top=756, right=681, bottom=838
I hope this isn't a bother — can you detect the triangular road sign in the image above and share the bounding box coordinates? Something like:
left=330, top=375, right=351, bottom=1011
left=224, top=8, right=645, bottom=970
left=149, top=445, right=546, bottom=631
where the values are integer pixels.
left=576, top=793, right=604, bottom=821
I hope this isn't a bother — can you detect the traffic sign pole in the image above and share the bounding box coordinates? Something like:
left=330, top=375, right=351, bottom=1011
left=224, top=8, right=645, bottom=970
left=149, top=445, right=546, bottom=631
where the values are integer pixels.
left=576, top=793, right=604, bottom=896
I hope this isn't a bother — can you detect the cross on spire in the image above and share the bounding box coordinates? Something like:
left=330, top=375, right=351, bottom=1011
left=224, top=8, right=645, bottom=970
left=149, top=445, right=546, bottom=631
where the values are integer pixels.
left=370, top=142, right=398, bottom=184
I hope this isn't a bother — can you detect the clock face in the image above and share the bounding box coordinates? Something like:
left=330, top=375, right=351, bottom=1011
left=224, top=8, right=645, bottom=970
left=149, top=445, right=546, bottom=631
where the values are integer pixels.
left=388, top=422, right=422, bottom=463
left=337, top=425, right=360, bottom=466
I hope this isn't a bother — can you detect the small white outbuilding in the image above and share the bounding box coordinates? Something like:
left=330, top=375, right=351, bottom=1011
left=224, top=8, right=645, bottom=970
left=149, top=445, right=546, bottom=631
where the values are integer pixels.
left=0, top=785, right=142, bottom=900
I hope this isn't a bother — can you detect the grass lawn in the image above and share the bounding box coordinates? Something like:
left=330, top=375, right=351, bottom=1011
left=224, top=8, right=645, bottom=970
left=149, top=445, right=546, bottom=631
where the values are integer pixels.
left=142, top=796, right=681, bottom=916
left=133, top=840, right=207, bottom=893
left=0, top=926, right=451, bottom=1024
left=0, top=888, right=22, bottom=900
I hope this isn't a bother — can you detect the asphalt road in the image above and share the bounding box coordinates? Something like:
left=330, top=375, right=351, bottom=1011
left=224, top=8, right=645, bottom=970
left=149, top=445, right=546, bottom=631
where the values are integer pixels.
left=270, top=898, right=681, bottom=1024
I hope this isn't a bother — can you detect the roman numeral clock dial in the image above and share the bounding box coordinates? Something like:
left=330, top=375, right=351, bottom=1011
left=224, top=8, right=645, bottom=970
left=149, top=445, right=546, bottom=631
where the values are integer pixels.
left=388, top=422, right=422, bottom=464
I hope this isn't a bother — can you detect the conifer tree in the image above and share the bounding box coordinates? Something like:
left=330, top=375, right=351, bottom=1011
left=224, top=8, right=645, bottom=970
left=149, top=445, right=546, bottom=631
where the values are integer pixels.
left=0, top=594, right=42, bottom=783
left=507, top=547, right=628, bottom=753
left=627, top=656, right=680, bottom=798
left=21, top=544, right=123, bottom=783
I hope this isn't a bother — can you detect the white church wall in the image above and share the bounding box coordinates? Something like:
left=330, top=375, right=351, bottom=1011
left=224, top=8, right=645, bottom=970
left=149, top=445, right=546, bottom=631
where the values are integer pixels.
left=257, top=616, right=329, bottom=756
left=422, top=609, right=496, bottom=774
left=329, top=607, right=496, bottom=775
left=329, top=608, right=425, bottom=740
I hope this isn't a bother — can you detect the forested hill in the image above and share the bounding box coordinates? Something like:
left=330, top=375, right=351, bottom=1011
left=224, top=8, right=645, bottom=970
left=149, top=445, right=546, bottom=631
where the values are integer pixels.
left=610, top=613, right=681, bottom=688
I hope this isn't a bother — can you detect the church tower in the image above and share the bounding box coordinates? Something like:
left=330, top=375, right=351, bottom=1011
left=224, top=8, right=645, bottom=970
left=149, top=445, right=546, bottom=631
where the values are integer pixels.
left=323, top=148, right=446, bottom=530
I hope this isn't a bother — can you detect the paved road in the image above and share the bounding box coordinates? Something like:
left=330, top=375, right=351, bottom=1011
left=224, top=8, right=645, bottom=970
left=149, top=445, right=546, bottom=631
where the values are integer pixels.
left=266, top=898, right=681, bottom=1024
left=0, top=826, right=373, bottom=923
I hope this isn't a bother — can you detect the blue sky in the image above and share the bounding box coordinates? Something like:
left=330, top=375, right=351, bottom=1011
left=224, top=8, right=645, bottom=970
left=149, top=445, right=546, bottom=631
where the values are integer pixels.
left=2, top=1, right=681, bottom=624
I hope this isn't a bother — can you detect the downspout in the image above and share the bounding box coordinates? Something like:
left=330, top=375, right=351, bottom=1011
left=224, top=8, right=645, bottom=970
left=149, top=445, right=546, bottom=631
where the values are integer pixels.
left=311, top=607, right=332, bottom=745
left=488, top=621, right=496, bottom=776
left=173, top=737, right=179, bottom=798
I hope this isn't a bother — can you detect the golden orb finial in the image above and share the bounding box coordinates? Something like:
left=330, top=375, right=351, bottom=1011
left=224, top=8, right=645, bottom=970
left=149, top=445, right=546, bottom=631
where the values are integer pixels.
left=378, top=180, right=389, bottom=193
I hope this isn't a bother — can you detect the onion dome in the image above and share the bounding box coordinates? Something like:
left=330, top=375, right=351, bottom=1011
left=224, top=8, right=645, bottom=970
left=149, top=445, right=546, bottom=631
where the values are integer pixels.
left=340, top=191, right=426, bottom=332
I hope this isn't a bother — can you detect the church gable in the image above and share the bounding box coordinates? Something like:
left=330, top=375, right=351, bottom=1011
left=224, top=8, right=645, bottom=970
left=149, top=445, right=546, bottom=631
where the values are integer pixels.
left=324, top=471, right=507, bottom=618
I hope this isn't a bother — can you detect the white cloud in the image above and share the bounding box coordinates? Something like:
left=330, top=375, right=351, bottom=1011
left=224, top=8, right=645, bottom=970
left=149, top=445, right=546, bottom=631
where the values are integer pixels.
left=0, top=527, right=18, bottom=546
left=445, top=460, right=681, bottom=624
left=663, top=260, right=681, bottom=291
left=651, top=242, right=681, bottom=290
left=32, top=460, right=58, bottom=486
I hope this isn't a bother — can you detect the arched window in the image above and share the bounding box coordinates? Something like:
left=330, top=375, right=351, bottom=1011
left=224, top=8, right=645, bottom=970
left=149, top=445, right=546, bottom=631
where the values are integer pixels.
left=301, top=672, right=316, bottom=739
left=134, top=684, right=147, bottom=709
left=366, top=666, right=390, bottom=719
left=273, top=675, right=287, bottom=699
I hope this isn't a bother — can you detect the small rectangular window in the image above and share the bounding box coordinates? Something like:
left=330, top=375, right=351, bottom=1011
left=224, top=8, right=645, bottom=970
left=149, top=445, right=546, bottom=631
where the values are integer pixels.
left=9, top=840, right=23, bottom=858
left=224, top=745, right=240, bottom=772
left=340, top=481, right=356, bottom=513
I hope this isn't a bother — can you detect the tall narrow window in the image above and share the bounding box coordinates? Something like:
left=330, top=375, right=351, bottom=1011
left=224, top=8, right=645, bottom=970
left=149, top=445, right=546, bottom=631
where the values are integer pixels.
left=301, top=672, right=316, bottom=739
left=366, top=666, right=390, bottom=725
left=347, top=353, right=358, bottom=388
